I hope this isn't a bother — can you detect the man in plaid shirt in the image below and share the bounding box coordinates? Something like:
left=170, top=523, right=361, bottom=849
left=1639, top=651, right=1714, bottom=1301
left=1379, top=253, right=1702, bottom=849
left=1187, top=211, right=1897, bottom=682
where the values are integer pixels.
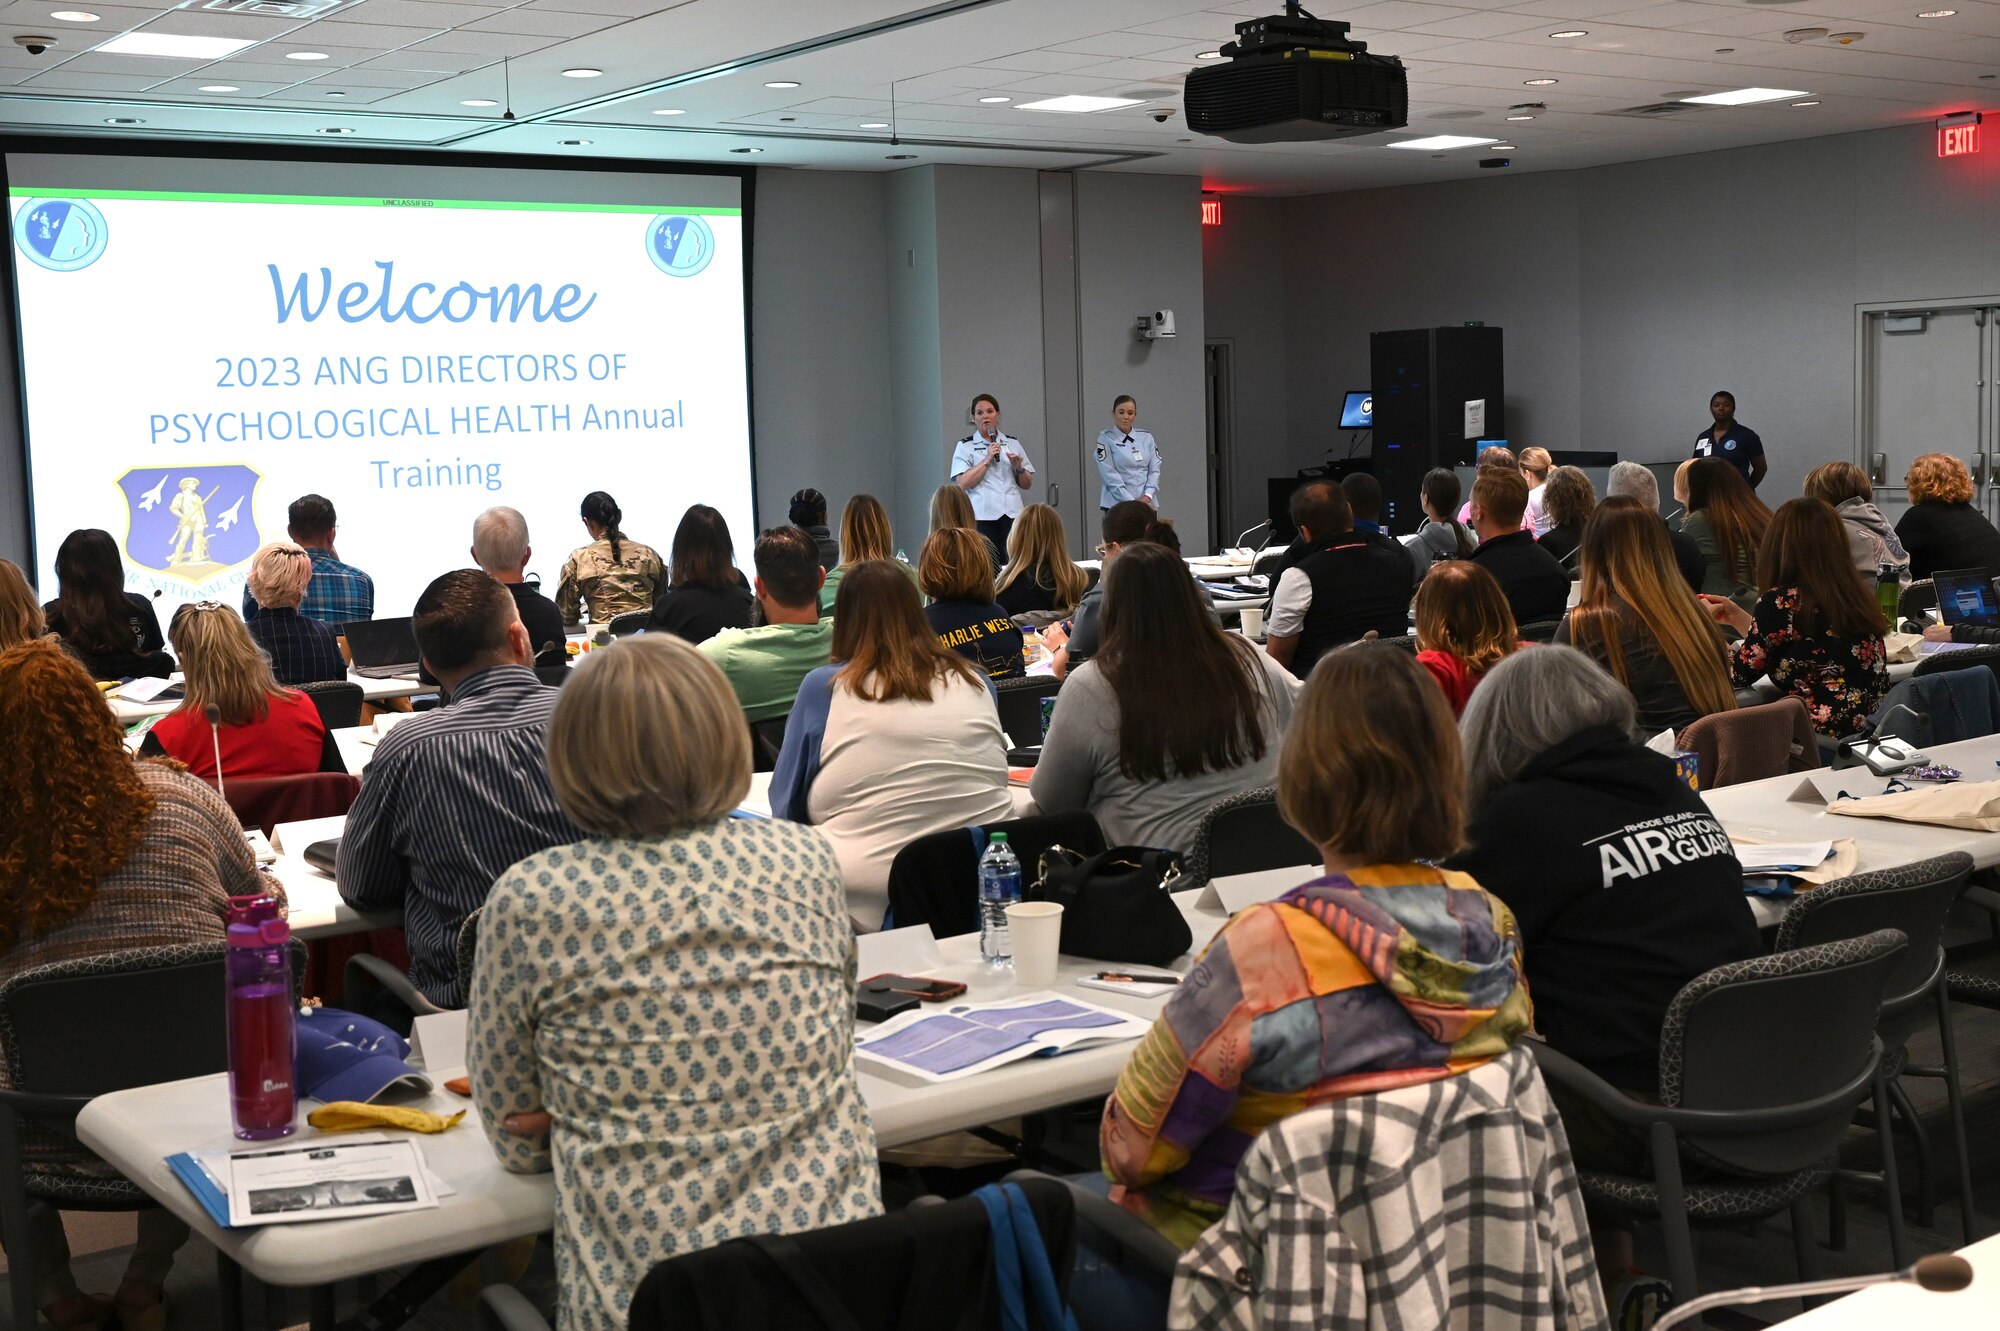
left=242, top=494, right=376, bottom=625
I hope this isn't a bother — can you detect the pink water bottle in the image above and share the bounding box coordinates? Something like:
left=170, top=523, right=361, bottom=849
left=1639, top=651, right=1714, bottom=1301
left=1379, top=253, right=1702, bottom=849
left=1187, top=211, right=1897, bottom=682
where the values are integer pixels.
left=226, top=918, right=297, bottom=1140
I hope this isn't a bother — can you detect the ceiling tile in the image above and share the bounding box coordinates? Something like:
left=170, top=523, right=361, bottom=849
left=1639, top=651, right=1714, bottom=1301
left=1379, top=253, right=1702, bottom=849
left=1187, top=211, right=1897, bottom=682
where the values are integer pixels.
left=149, top=77, right=296, bottom=95
left=227, top=43, right=374, bottom=67
left=322, top=0, right=501, bottom=29
left=974, top=49, right=1102, bottom=74
left=43, top=52, right=205, bottom=73
left=357, top=46, right=487, bottom=71
left=289, top=21, right=444, bottom=48
left=460, top=7, right=618, bottom=36
left=300, top=63, right=437, bottom=86
left=18, top=69, right=161, bottom=89
left=268, top=82, right=399, bottom=101
left=524, top=0, right=692, bottom=15
left=1124, top=13, right=1239, bottom=41
left=992, top=72, right=1127, bottom=95
left=126, top=10, right=306, bottom=39
left=1409, top=11, right=1573, bottom=38
left=1047, top=32, right=1190, bottom=58
left=403, top=28, right=554, bottom=54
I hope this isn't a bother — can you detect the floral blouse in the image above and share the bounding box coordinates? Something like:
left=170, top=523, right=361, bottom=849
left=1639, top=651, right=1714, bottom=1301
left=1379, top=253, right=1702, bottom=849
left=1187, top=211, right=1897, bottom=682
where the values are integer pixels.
left=1726, top=585, right=1889, bottom=738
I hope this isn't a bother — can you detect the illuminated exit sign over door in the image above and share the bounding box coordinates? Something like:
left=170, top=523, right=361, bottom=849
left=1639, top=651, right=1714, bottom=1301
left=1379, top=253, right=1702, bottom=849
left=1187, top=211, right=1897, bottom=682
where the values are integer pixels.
left=1201, top=197, right=1222, bottom=226
left=1939, top=112, right=1982, bottom=158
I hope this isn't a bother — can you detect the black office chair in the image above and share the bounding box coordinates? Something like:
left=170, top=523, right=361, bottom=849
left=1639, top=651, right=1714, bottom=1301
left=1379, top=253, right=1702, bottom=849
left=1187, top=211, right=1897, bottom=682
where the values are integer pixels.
left=346, top=908, right=486, bottom=1022
left=1517, top=617, right=1565, bottom=644
left=295, top=678, right=365, bottom=730
left=1912, top=642, right=2000, bottom=687
left=1531, top=928, right=1908, bottom=1304
left=1373, top=632, right=1419, bottom=654
left=748, top=715, right=789, bottom=773
left=606, top=611, right=649, bottom=638
left=1899, top=579, right=1936, bottom=621
left=1184, top=786, right=1317, bottom=888
left=0, top=940, right=305, bottom=1331
left=886, top=812, right=1107, bottom=938
left=1777, top=852, right=1978, bottom=1243
left=993, top=675, right=1061, bottom=748
left=533, top=664, right=572, bottom=688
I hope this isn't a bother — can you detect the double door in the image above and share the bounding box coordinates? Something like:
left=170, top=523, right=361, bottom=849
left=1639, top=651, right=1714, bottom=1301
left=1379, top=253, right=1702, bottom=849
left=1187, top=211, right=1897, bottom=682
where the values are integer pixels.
left=1859, top=300, right=2000, bottom=524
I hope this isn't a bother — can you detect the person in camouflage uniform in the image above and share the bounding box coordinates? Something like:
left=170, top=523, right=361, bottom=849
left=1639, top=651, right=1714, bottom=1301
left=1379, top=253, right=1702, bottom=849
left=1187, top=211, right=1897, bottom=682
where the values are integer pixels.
left=555, top=491, right=663, bottom=624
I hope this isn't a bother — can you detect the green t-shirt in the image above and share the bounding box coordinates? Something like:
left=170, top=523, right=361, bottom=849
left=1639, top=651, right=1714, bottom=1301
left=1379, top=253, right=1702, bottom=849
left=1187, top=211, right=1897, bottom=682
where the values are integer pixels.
left=820, top=559, right=921, bottom=616
left=698, top=619, right=834, bottom=721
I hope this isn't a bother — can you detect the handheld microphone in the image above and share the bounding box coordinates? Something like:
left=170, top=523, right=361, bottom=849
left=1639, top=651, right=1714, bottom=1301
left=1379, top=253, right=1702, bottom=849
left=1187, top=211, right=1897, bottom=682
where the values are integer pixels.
left=1652, top=1253, right=1973, bottom=1331
left=205, top=703, right=226, bottom=800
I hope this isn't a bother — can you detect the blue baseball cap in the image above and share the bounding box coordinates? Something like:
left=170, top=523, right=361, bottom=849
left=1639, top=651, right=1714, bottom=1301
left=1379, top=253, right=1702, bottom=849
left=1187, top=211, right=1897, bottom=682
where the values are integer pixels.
left=296, top=1008, right=433, bottom=1105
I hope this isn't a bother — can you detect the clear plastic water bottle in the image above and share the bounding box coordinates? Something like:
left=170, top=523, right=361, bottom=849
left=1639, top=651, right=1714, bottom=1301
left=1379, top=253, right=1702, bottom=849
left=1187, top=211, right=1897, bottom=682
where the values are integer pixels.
left=895, top=547, right=910, bottom=565
left=979, top=833, right=1023, bottom=964
left=226, top=917, right=297, bottom=1141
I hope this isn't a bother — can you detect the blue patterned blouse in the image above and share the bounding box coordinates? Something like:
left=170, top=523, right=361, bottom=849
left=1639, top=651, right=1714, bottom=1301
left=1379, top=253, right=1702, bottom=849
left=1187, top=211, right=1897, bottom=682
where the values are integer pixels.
left=467, top=819, right=882, bottom=1331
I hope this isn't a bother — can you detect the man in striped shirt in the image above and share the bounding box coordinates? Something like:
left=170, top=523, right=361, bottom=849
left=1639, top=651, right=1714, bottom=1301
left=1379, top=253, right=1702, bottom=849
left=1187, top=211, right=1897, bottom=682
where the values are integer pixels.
left=337, top=569, right=580, bottom=1015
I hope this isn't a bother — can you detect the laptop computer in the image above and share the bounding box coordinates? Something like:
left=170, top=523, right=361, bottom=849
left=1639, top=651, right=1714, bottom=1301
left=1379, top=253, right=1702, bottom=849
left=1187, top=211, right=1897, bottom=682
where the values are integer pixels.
left=343, top=616, right=421, bottom=678
left=1931, top=568, right=2000, bottom=629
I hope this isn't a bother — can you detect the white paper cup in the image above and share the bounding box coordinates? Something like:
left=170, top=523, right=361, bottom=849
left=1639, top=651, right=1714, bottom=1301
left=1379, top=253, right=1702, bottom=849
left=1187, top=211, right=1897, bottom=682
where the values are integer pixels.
left=1240, top=605, right=1265, bottom=638
left=1005, top=901, right=1064, bottom=989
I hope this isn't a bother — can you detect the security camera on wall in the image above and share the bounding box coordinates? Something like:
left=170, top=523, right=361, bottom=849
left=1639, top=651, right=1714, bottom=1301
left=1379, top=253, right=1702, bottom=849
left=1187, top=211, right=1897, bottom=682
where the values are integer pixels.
left=1137, top=309, right=1177, bottom=341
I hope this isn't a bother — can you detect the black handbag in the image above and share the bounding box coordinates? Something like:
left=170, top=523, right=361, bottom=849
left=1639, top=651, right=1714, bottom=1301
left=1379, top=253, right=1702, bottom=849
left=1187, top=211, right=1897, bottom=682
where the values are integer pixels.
left=1028, top=845, right=1192, bottom=967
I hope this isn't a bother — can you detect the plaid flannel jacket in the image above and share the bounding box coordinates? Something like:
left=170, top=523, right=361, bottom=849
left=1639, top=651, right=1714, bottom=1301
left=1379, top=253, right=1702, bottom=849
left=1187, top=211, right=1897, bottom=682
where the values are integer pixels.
left=1170, top=1046, right=1606, bottom=1331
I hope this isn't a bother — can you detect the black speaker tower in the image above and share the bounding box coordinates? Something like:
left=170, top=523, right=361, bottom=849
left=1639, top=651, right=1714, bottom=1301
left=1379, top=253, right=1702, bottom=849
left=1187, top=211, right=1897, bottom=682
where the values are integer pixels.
left=1369, top=326, right=1505, bottom=532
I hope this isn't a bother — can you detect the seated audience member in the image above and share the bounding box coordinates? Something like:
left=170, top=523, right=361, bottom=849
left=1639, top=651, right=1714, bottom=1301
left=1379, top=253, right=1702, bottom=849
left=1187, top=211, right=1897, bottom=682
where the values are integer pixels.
left=0, top=559, right=48, bottom=651
left=1413, top=562, right=1520, bottom=716
left=1557, top=498, right=1736, bottom=736
left=772, top=562, right=1013, bottom=927
left=1046, top=501, right=1180, bottom=677
left=471, top=506, right=568, bottom=667
left=1607, top=460, right=1704, bottom=592
left=1682, top=458, right=1771, bottom=612
left=919, top=528, right=1025, bottom=680
left=1804, top=461, right=1909, bottom=582
left=1672, top=459, right=1695, bottom=514
left=42, top=528, right=173, bottom=680
left=143, top=603, right=334, bottom=779
left=820, top=492, right=918, bottom=614
left=1265, top=481, right=1415, bottom=678
left=698, top=525, right=832, bottom=723
left=1339, top=472, right=1401, bottom=550
left=996, top=503, right=1090, bottom=618
left=1449, top=646, right=1761, bottom=1169
left=0, top=638, right=273, bottom=1331
left=1537, top=465, right=1596, bottom=575
left=1703, top=498, right=1889, bottom=739
left=1033, top=542, right=1299, bottom=855
left=1896, top=451, right=2000, bottom=581
left=789, top=486, right=842, bottom=571
left=555, top=490, right=663, bottom=625
left=470, top=633, right=881, bottom=1331
left=646, top=504, right=753, bottom=645
left=338, top=570, right=581, bottom=1013
left=1097, top=645, right=1530, bottom=1250
left=241, top=493, right=375, bottom=624
left=243, top=542, right=348, bottom=684
left=1408, top=467, right=1476, bottom=577
left=1456, top=446, right=1518, bottom=524
left=1520, top=447, right=1555, bottom=536
left=930, top=482, right=1005, bottom=574
left=1468, top=467, right=1570, bottom=626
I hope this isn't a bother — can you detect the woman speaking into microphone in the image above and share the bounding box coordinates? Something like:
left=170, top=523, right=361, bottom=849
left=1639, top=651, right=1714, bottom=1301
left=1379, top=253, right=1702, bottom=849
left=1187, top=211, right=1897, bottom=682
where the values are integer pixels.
left=948, top=392, right=1034, bottom=553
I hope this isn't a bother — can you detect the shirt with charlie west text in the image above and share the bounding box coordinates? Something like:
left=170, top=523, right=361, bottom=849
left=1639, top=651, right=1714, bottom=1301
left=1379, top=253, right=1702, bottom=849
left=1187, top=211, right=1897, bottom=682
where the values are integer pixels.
left=925, top=599, right=1024, bottom=680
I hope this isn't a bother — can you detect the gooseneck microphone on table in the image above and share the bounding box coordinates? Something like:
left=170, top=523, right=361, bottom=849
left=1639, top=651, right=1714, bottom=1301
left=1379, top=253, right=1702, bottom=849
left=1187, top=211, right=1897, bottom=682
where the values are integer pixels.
left=1651, top=1253, right=1974, bottom=1331
left=1232, top=518, right=1273, bottom=552
left=205, top=702, right=226, bottom=801
left=1839, top=702, right=1932, bottom=777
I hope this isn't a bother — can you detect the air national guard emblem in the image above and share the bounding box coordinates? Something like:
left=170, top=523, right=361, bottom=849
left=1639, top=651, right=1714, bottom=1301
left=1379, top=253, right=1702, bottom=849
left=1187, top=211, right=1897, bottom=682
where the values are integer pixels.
left=117, top=464, right=261, bottom=585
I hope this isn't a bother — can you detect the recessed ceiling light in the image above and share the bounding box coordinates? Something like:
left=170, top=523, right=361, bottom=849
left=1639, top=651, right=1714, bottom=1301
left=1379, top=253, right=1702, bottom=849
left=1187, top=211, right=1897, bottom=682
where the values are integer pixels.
left=1017, top=94, right=1145, bottom=113
left=1491, top=143, right=1517, bottom=150
left=49, top=9, right=99, bottom=20
left=1548, top=30, right=1586, bottom=39
left=319, top=126, right=353, bottom=134
left=1680, top=86, right=1809, bottom=105
left=728, top=146, right=763, bottom=153
left=103, top=116, right=143, bottom=124
left=561, top=67, right=601, bottom=78
left=1505, top=114, right=1536, bottom=121
left=461, top=98, right=497, bottom=107
left=1792, top=99, right=1820, bottom=106
left=1387, top=134, right=1498, bottom=150
left=199, top=84, right=238, bottom=92
left=558, top=138, right=590, bottom=145
left=99, top=32, right=255, bottom=58
left=1524, top=78, right=1557, bottom=86
left=860, top=121, right=888, bottom=128
left=286, top=50, right=328, bottom=60
left=1714, top=47, right=1734, bottom=54
left=652, top=108, right=684, bottom=115
left=1917, top=7, right=1956, bottom=15
left=979, top=95, right=1011, bottom=103
left=1196, top=50, right=1223, bottom=59
left=887, top=153, right=917, bottom=159
left=763, top=80, right=799, bottom=89
left=324, top=90, right=345, bottom=97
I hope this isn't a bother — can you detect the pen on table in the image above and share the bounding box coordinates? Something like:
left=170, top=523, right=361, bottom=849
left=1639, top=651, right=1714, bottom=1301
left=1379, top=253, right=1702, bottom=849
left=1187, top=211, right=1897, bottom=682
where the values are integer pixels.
left=1094, top=971, right=1180, bottom=985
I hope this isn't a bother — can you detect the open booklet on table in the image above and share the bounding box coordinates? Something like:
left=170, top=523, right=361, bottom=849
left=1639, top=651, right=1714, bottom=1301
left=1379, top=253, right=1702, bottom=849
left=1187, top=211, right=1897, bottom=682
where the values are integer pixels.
left=854, top=992, right=1150, bottom=1084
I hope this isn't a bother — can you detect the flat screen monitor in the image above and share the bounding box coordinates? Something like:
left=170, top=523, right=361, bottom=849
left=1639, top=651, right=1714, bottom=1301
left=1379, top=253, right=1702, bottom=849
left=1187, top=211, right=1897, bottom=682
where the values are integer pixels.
left=1476, top=439, right=1511, bottom=457
left=1339, top=390, right=1373, bottom=429
left=1933, top=569, right=2000, bottom=627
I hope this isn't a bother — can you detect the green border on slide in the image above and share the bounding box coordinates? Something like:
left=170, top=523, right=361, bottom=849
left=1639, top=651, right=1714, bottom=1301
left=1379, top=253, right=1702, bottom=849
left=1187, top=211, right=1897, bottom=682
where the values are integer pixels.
left=8, top=187, right=738, bottom=215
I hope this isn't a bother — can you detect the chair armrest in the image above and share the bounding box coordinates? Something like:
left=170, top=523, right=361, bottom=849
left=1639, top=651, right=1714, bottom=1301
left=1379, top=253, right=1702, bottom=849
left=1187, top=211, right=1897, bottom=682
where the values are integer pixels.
left=475, top=1285, right=552, bottom=1331
left=1006, top=1169, right=1181, bottom=1283
left=1528, top=1039, right=1881, bottom=1134
left=343, top=954, right=446, bottom=1019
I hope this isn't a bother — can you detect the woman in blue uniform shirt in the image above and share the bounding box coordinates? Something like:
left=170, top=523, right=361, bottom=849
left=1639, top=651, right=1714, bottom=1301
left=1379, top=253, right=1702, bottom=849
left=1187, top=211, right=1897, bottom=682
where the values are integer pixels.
left=1095, top=395, right=1162, bottom=512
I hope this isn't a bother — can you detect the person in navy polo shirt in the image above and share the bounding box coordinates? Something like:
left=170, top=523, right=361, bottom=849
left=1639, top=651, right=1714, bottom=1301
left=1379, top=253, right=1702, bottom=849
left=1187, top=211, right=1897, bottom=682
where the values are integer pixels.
left=1693, top=391, right=1767, bottom=490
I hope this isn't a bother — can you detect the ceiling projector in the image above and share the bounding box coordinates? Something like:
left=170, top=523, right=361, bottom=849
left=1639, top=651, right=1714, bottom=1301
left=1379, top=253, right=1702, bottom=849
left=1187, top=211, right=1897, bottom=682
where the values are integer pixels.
left=1185, top=6, right=1408, bottom=144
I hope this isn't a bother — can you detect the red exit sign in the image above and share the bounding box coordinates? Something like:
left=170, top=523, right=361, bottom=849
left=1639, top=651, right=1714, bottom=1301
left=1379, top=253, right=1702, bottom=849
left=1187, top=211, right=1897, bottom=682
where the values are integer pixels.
left=1201, top=197, right=1222, bottom=226
left=1939, top=115, right=1982, bottom=158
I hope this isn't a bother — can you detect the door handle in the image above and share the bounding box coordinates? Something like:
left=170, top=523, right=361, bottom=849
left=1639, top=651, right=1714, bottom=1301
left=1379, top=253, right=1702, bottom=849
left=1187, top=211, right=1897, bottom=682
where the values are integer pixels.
left=1049, top=482, right=1058, bottom=507
left=1976, top=453, right=1991, bottom=489
left=1870, top=452, right=1886, bottom=485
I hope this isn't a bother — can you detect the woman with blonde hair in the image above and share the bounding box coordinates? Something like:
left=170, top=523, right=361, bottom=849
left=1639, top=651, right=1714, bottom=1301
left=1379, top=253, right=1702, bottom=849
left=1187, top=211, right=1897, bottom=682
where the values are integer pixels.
left=243, top=541, right=347, bottom=684
left=920, top=527, right=1025, bottom=680
left=1895, top=452, right=2000, bottom=581
left=142, top=602, right=333, bottom=778
left=1803, top=461, right=1908, bottom=580
left=0, top=559, right=46, bottom=650
left=470, top=634, right=881, bottom=1331
left=1556, top=497, right=1736, bottom=737
left=1413, top=562, right=1520, bottom=716
left=772, top=561, right=1012, bottom=927
left=0, top=638, right=271, bottom=1331
left=1520, top=446, right=1555, bottom=537
left=930, top=483, right=1003, bottom=573
left=819, top=492, right=917, bottom=614
left=995, top=503, right=1089, bottom=617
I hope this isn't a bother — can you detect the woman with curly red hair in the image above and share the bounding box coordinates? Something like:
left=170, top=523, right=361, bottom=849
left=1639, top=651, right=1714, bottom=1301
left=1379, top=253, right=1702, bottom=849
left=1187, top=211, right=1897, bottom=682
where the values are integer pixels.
left=0, top=639, right=275, bottom=1330
left=1895, top=452, right=2000, bottom=581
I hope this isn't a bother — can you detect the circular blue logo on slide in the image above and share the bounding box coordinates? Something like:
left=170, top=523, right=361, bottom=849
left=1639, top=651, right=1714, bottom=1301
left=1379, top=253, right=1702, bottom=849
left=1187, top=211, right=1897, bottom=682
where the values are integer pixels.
left=646, top=214, right=714, bottom=278
left=13, top=198, right=108, bottom=271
